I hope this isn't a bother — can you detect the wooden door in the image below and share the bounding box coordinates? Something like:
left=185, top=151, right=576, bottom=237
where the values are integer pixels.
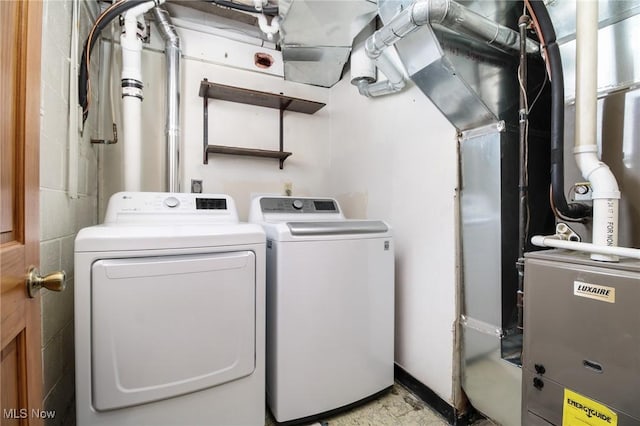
left=1, top=0, right=43, bottom=424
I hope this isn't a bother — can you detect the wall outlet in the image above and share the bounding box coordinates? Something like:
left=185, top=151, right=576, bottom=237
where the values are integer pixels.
left=284, top=182, right=292, bottom=196
left=191, top=179, right=203, bottom=193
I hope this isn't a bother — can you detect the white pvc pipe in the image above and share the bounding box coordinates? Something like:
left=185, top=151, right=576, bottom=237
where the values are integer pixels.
left=531, top=236, right=640, bottom=260
left=120, top=1, right=157, bottom=191
left=350, top=21, right=376, bottom=86
left=256, top=14, right=280, bottom=41
left=575, top=0, right=621, bottom=262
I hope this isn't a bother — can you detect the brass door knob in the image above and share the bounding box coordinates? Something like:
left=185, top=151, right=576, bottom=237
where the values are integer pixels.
left=26, top=266, right=66, bottom=298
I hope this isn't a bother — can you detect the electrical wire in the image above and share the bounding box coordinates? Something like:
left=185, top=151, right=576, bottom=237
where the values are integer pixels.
left=528, top=68, right=547, bottom=112
left=79, top=0, right=153, bottom=124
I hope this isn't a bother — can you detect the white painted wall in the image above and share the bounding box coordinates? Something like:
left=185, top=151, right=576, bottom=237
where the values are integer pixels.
left=327, top=76, right=459, bottom=404
left=100, top=14, right=460, bottom=407
left=39, top=0, right=100, bottom=422
left=99, top=24, right=331, bottom=221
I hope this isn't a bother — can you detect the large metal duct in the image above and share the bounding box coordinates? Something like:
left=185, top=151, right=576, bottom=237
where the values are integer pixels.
left=373, top=1, right=552, bottom=423
left=278, top=0, right=378, bottom=87
left=378, top=0, right=537, bottom=131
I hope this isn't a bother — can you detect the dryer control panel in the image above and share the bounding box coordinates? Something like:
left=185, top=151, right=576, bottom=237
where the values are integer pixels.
left=104, top=192, right=239, bottom=224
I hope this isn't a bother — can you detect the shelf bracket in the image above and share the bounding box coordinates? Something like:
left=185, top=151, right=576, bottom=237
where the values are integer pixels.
left=199, top=79, right=325, bottom=169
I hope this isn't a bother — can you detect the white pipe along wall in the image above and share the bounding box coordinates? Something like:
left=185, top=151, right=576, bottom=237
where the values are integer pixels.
left=121, top=0, right=161, bottom=191
left=531, top=0, right=636, bottom=261
left=574, top=0, right=620, bottom=262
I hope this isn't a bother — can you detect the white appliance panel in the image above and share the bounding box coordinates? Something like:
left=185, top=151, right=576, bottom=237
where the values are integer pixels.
left=91, top=251, right=256, bottom=411
left=271, top=237, right=394, bottom=420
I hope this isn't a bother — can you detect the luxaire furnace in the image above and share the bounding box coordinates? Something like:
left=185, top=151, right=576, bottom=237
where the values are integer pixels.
left=75, top=192, right=265, bottom=425
left=249, top=196, right=394, bottom=424
left=522, top=250, right=640, bottom=425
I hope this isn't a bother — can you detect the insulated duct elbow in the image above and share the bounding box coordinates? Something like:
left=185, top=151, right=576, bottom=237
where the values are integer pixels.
left=412, top=0, right=539, bottom=54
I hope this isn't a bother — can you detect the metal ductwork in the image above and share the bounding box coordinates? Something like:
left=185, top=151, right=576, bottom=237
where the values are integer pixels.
left=278, top=0, right=378, bottom=87
left=377, top=0, right=539, bottom=131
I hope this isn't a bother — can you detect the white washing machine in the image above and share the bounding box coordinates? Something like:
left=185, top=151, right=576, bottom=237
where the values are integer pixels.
left=75, top=192, right=265, bottom=426
left=249, top=196, right=394, bottom=423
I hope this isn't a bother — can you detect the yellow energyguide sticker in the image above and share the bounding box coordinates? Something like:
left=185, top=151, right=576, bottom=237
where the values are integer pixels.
left=563, top=388, right=618, bottom=426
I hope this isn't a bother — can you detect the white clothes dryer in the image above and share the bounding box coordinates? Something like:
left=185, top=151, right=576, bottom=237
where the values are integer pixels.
left=249, top=196, right=394, bottom=424
left=75, top=192, right=265, bottom=426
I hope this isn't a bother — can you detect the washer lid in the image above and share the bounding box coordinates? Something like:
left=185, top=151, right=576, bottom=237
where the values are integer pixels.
left=75, top=223, right=265, bottom=252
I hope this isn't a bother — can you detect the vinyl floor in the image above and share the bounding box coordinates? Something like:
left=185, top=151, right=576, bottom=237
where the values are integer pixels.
left=265, top=382, right=497, bottom=426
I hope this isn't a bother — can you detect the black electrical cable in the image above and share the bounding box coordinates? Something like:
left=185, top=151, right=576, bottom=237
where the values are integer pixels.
left=209, top=0, right=278, bottom=16
left=527, top=0, right=591, bottom=221
left=79, top=0, right=153, bottom=124
left=79, top=0, right=278, bottom=123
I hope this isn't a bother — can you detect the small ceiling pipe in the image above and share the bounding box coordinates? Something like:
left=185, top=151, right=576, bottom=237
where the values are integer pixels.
left=574, top=0, right=621, bottom=262
left=350, top=21, right=377, bottom=87
left=357, top=48, right=406, bottom=97
left=153, top=6, right=181, bottom=193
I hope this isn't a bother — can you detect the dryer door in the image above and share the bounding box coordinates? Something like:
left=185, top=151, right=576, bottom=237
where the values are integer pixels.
left=91, top=251, right=256, bottom=411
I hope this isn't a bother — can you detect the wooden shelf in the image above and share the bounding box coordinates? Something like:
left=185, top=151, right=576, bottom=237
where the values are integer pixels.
left=199, top=81, right=325, bottom=114
left=205, top=145, right=292, bottom=161
left=199, top=79, right=326, bottom=169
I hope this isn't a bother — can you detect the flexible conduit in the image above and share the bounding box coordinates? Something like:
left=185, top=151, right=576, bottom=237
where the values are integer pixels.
left=79, top=0, right=153, bottom=124
left=526, top=0, right=590, bottom=221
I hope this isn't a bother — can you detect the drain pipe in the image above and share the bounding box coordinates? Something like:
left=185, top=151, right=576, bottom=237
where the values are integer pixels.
left=574, top=0, right=620, bottom=262
left=532, top=1, right=630, bottom=261
left=152, top=6, right=181, bottom=193
left=121, top=0, right=157, bottom=191
left=356, top=0, right=539, bottom=97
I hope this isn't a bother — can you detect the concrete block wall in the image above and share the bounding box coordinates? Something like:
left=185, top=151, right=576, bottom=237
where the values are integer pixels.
left=39, top=1, right=100, bottom=424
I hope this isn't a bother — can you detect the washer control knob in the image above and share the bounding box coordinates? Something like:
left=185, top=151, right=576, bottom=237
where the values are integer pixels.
left=292, top=199, right=304, bottom=210
left=164, top=196, right=180, bottom=208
